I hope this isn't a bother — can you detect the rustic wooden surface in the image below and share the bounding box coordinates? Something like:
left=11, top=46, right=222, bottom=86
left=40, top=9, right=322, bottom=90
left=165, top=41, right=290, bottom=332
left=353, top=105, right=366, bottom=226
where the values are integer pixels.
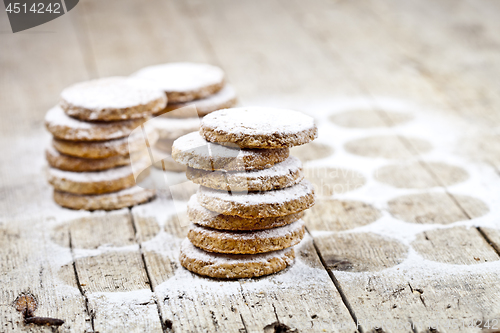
left=1, top=0, right=500, bottom=332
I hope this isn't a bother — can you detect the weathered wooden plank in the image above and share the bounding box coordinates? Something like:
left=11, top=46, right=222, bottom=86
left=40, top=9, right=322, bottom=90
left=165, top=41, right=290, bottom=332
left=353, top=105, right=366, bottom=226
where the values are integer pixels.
left=183, top=0, right=360, bottom=101
left=0, top=216, right=89, bottom=332
left=284, top=0, right=448, bottom=110
left=368, top=0, right=500, bottom=126
left=280, top=2, right=500, bottom=332
left=79, top=0, right=212, bottom=77
left=0, top=9, right=90, bottom=138
left=68, top=210, right=164, bottom=333
left=0, top=8, right=96, bottom=332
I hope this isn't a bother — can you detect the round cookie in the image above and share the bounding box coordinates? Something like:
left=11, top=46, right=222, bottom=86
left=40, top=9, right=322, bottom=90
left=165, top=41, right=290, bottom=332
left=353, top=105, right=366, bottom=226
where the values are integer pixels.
left=153, top=117, right=200, bottom=140
left=52, top=126, right=158, bottom=159
left=187, top=195, right=303, bottom=230
left=46, top=146, right=138, bottom=172
left=161, top=84, right=237, bottom=117
left=172, top=132, right=289, bottom=171
left=45, top=105, right=146, bottom=141
left=60, top=77, right=166, bottom=121
left=200, top=107, right=317, bottom=149
left=151, top=148, right=186, bottom=172
left=197, top=179, right=315, bottom=218
left=179, top=239, right=295, bottom=279
left=47, top=161, right=148, bottom=195
left=188, top=219, right=305, bottom=254
left=186, top=156, right=303, bottom=192
left=53, top=186, right=155, bottom=211
left=133, top=62, right=225, bottom=103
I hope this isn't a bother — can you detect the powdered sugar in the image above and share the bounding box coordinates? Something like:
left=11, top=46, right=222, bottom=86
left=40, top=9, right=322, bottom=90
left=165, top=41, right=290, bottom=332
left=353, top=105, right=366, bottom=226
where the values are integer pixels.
left=198, top=179, right=314, bottom=205
left=48, top=160, right=148, bottom=182
left=201, top=107, right=316, bottom=136
left=172, top=131, right=284, bottom=163
left=222, top=156, right=302, bottom=178
left=133, top=62, right=224, bottom=93
left=45, top=105, right=143, bottom=141
left=190, top=219, right=304, bottom=240
left=180, top=238, right=293, bottom=264
left=61, top=77, right=166, bottom=111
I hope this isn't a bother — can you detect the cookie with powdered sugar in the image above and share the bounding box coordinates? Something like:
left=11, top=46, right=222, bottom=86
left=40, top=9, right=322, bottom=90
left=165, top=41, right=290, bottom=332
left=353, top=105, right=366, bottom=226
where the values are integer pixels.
left=187, top=195, right=303, bottom=231
left=60, top=77, right=166, bottom=121
left=45, top=105, right=146, bottom=141
left=186, top=156, right=303, bottom=192
left=162, top=84, right=237, bottom=117
left=197, top=179, right=315, bottom=218
left=52, top=125, right=158, bottom=159
left=188, top=219, right=305, bottom=254
left=179, top=239, right=295, bottom=279
left=46, top=146, right=142, bottom=172
left=200, top=107, right=318, bottom=149
left=172, top=132, right=289, bottom=172
left=133, top=62, right=225, bottom=103
left=53, top=186, right=155, bottom=211
left=47, top=160, right=148, bottom=195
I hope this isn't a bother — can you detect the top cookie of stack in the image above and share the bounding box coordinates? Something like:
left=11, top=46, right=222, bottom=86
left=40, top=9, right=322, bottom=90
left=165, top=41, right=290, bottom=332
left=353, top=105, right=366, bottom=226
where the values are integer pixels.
left=133, top=63, right=237, bottom=172
left=172, top=107, right=318, bottom=279
left=45, top=77, right=166, bottom=211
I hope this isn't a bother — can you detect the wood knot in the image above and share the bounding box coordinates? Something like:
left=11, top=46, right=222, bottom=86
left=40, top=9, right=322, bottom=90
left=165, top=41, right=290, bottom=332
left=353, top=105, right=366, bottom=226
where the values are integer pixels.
left=14, top=292, right=64, bottom=327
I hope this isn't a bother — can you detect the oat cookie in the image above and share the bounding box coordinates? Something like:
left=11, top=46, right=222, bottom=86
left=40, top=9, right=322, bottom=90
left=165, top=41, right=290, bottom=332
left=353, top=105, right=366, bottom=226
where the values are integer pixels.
left=133, top=62, right=225, bottom=103
left=187, top=195, right=302, bottom=230
left=200, top=107, right=317, bottom=149
left=52, top=126, right=158, bottom=159
left=162, top=84, right=237, bottom=117
left=45, top=105, right=146, bottom=141
left=48, top=161, right=148, bottom=195
left=172, top=132, right=289, bottom=171
left=60, top=77, right=166, bottom=121
left=53, top=186, right=155, bottom=211
left=197, top=179, right=315, bottom=218
left=46, top=146, right=135, bottom=172
left=179, top=239, right=295, bottom=279
left=152, top=116, right=200, bottom=140
left=188, top=219, right=305, bottom=254
left=187, top=156, right=303, bottom=192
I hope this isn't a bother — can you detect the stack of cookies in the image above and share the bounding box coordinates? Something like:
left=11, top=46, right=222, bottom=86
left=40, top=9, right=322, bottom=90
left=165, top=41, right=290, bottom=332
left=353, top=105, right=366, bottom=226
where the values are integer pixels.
left=45, top=77, right=166, bottom=210
left=171, top=107, right=318, bottom=279
left=133, top=62, right=237, bottom=172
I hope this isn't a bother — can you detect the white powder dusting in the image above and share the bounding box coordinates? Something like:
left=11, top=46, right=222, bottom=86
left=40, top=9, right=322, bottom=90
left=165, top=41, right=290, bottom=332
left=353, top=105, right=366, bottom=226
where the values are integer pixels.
left=47, top=160, right=150, bottom=183
left=45, top=105, right=143, bottom=141
left=198, top=179, right=314, bottom=205
left=61, top=77, right=165, bottom=110
left=172, top=132, right=286, bottom=167
left=201, top=107, right=316, bottom=136
left=221, top=155, right=302, bottom=178
left=190, top=219, right=304, bottom=241
left=180, top=238, right=294, bottom=264
left=132, top=62, right=225, bottom=92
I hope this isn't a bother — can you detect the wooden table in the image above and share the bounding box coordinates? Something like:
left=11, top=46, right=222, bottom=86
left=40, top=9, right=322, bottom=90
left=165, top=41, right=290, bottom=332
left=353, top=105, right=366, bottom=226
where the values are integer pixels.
left=1, top=0, right=500, bottom=332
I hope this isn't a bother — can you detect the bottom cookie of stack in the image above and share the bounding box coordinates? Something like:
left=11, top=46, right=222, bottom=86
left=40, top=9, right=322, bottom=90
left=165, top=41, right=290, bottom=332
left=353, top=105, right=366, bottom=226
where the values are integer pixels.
left=179, top=239, right=295, bottom=279
left=53, top=186, right=155, bottom=211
